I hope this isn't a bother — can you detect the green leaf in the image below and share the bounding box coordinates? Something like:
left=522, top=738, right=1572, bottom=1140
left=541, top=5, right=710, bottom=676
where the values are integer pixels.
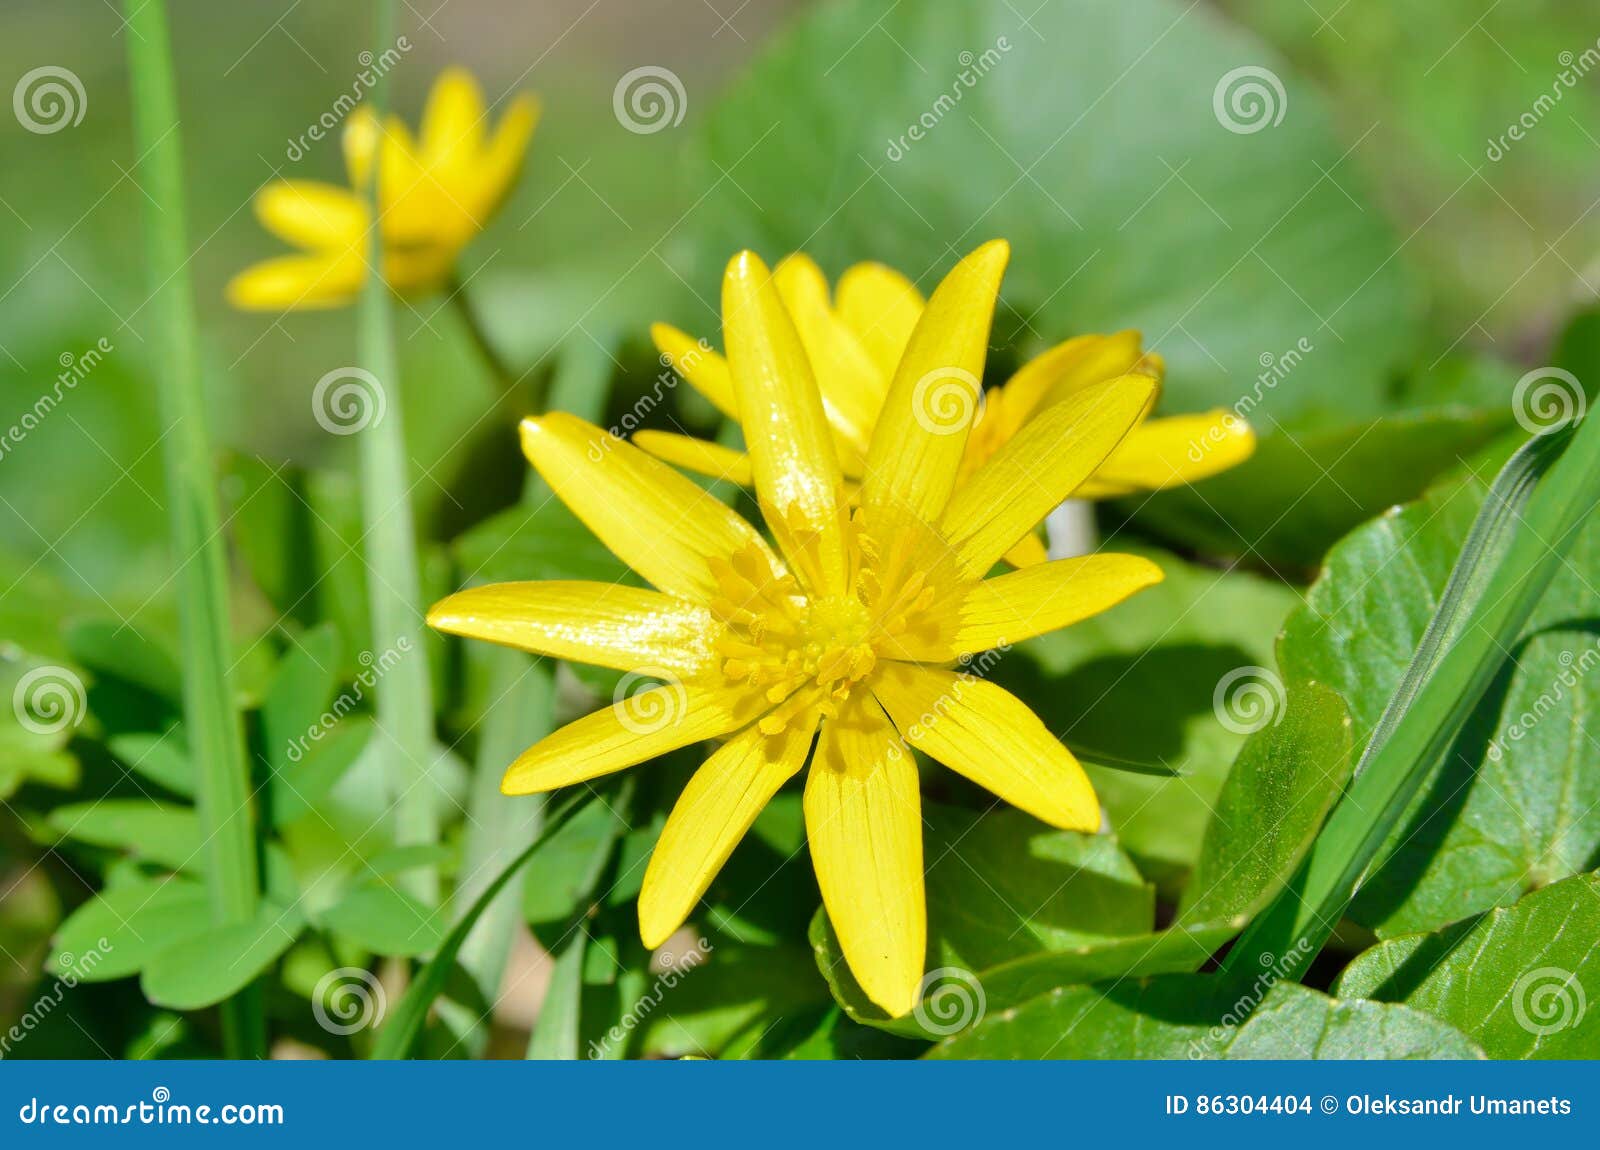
left=48, top=800, right=203, bottom=872
left=522, top=785, right=633, bottom=931
left=370, top=789, right=593, bottom=1059
left=259, top=623, right=342, bottom=771
left=1334, top=872, right=1600, bottom=1058
left=455, top=499, right=635, bottom=587
left=638, top=939, right=833, bottom=1059
left=696, top=0, right=1414, bottom=426
left=1266, top=436, right=1600, bottom=938
left=1178, top=682, right=1354, bottom=926
left=999, top=547, right=1299, bottom=882
left=320, top=883, right=445, bottom=958
left=50, top=877, right=211, bottom=982
left=63, top=618, right=182, bottom=703
left=140, top=900, right=305, bottom=1010
left=1126, top=406, right=1510, bottom=568
left=107, top=730, right=194, bottom=798
left=526, top=932, right=587, bottom=1059
left=929, top=978, right=1485, bottom=1059
left=811, top=803, right=1153, bottom=1038
left=268, top=717, right=373, bottom=828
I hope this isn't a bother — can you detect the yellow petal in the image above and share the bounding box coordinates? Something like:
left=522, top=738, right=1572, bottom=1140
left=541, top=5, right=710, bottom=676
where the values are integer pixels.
left=419, top=67, right=486, bottom=171
left=1076, top=411, right=1256, bottom=498
left=638, top=714, right=818, bottom=947
left=225, top=251, right=364, bottom=311
left=861, top=240, right=1009, bottom=526
left=520, top=413, right=781, bottom=601
left=940, top=374, right=1154, bottom=578
left=890, top=554, right=1164, bottom=661
left=872, top=662, right=1099, bottom=831
left=722, top=251, right=848, bottom=596
left=651, top=323, right=738, bottom=420
left=475, top=92, right=540, bottom=217
left=773, top=254, right=883, bottom=462
left=1002, top=532, right=1049, bottom=569
left=343, top=108, right=380, bottom=189
left=253, top=181, right=366, bottom=251
left=632, top=430, right=753, bottom=486
left=835, top=261, right=923, bottom=381
left=805, top=697, right=924, bottom=1018
left=502, top=684, right=761, bottom=795
left=1001, top=330, right=1146, bottom=423
left=427, top=581, right=719, bottom=678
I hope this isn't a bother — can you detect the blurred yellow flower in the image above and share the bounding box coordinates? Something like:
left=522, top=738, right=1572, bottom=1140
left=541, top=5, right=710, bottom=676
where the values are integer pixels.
left=227, top=68, right=538, bottom=310
left=428, top=241, right=1166, bottom=1016
left=638, top=254, right=1254, bottom=566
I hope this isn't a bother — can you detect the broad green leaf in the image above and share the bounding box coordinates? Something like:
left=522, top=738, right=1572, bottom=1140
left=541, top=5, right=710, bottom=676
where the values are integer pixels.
left=50, top=876, right=210, bottom=981
left=63, top=618, right=182, bottom=703
left=48, top=800, right=203, bottom=873
left=1274, top=439, right=1600, bottom=936
left=638, top=939, right=833, bottom=1059
left=320, top=883, right=445, bottom=958
left=268, top=717, right=374, bottom=828
left=929, top=978, right=1484, bottom=1059
left=1178, top=682, right=1353, bottom=926
left=1334, top=872, right=1600, bottom=1058
left=107, top=729, right=194, bottom=798
left=811, top=803, right=1153, bottom=1038
left=696, top=0, right=1414, bottom=425
left=140, top=900, right=306, bottom=1010
left=259, top=623, right=342, bottom=772
left=998, top=547, right=1300, bottom=881
left=455, top=498, right=635, bottom=587
left=1128, top=406, right=1510, bottom=568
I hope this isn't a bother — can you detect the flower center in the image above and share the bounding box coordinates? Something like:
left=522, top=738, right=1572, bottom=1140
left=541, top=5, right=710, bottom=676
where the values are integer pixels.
left=708, top=520, right=945, bottom=735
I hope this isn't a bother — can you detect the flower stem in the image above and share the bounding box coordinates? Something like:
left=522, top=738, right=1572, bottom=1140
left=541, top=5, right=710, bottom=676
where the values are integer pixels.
left=123, top=0, right=263, bottom=1058
left=358, top=0, right=439, bottom=903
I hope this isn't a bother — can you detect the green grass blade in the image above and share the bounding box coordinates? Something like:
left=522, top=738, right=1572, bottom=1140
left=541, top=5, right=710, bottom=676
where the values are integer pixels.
left=370, top=789, right=591, bottom=1060
left=1224, top=419, right=1593, bottom=984
left=356, top=0, right=439, bottom=902
left=123, top=0, right=263, bottom=1058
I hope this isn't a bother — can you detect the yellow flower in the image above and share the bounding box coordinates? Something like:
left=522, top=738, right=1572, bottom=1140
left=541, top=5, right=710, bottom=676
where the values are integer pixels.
left=428, top=241, right=1165, bottom=1016
left=227, top=69, right=538, bottom=310
left=638, top=254, right=1254, bottom=566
